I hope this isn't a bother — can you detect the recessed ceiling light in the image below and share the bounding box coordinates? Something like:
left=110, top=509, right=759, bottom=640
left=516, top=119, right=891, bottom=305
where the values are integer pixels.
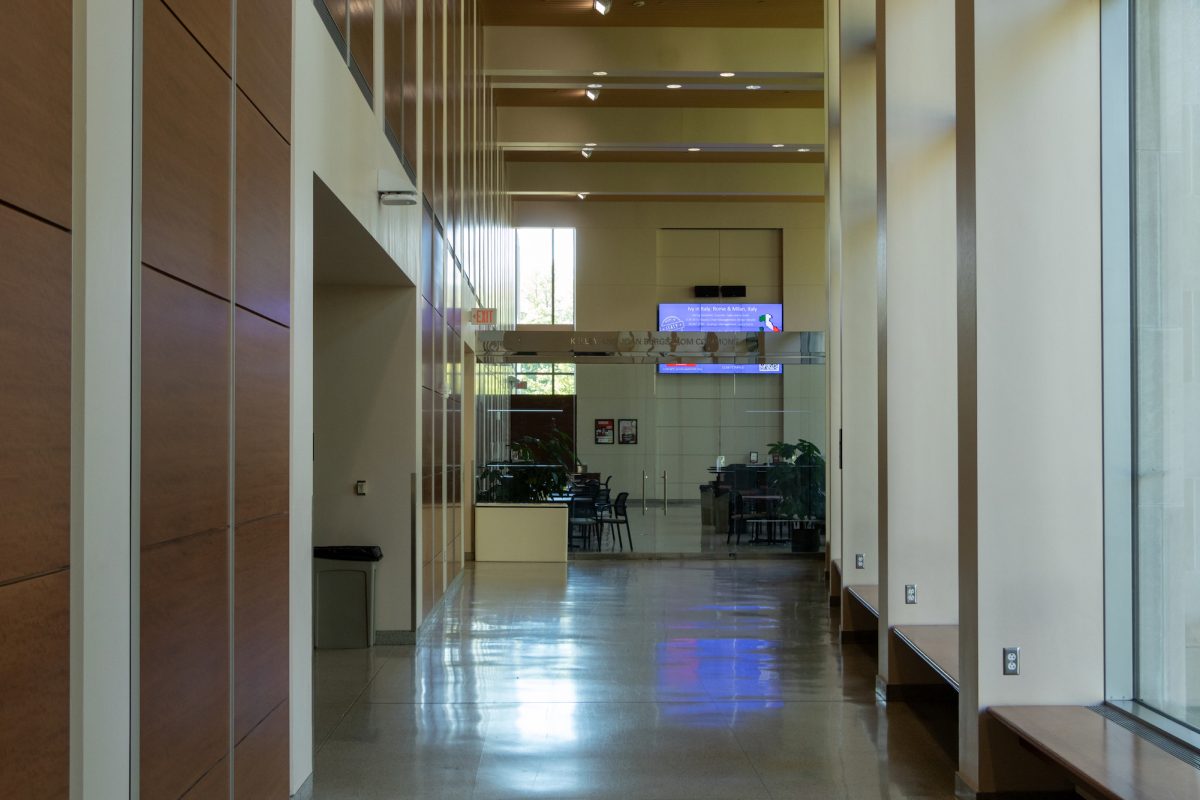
left=587, top=83, right=603, bottom=89
left=593, top=71, right=608, bottom=77
left=720, top=72, right=736, bottom=78
left=667, top=84, right=682, bottom=89
left=585, top=88, right=600, bottom=101
left=585, top=142, right=597, bottom=147
left=746, top=84, right=762, bottom=90
left=772, top=144, right=785, bottom=148
left=688, top=147, right=701, bottom=152
left=593, top=0, right=611, bottom=15
left=797, top=147, right=811, bottom=152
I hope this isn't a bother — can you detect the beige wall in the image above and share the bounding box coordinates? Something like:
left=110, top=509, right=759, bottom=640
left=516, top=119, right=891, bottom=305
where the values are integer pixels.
left=957, top=1, right=1105, bottom=790
left=514, top=200, right=826, bottom=332
left=313, top=285, right=419, bottom=634
left=876, top=0, right=959, bottom=682
left=837, top=0, right=880, bottom=594
left=513, top=202, right=828, bottom=502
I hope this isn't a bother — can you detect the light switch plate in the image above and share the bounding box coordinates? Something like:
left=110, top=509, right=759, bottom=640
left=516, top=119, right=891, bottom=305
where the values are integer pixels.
left=905, top=584, right=917, bottom=604
left=1003, top=647, right=1020, bottom=676
left=855, top=553, right=865, bottom=569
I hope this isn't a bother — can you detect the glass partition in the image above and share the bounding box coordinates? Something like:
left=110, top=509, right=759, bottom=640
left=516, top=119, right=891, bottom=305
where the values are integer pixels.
left=474, top=333, right=826, bottom=557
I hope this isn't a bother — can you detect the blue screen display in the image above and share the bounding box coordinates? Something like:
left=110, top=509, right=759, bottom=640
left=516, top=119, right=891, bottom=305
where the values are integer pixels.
left=657, top=303, right=784, bottom=375
left=658, top=363, right=783, bottom=375
left=657, top=303, right=784, bottom=333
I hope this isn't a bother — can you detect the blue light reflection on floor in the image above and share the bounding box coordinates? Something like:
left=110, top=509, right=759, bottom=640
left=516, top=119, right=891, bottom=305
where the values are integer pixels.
left=657, top=633, right=785, bottom=722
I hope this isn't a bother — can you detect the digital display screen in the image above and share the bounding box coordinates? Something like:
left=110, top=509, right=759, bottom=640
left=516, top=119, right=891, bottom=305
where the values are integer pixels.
left=657, top=303, right=784, bottom=375
left=658, top=363, right=784, bottom=375
left=658, top=303, right=784, bottom=333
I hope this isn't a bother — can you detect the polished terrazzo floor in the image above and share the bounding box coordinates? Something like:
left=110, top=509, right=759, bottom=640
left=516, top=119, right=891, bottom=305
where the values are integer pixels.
left=313, top=560, right=957, bottom=799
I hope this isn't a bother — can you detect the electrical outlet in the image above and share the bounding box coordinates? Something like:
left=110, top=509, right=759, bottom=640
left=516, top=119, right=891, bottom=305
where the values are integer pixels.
left=855, top=553, right=865, bottom=569
left=1003, top=647, right=1020, bottom=676
left=905, top=584, right=917, bottom=604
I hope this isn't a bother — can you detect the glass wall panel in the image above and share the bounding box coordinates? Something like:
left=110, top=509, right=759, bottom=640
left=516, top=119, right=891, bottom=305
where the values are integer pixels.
left=1133, top=0, right=1200, bottom=730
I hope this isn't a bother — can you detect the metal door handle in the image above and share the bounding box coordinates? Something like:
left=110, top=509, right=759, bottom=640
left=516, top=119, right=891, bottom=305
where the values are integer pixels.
left=642, top=471, right=647, bottom=514
left=663, top=471, right=668, bottom=515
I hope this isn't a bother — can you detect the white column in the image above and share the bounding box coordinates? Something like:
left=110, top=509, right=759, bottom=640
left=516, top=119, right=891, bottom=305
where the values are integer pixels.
left=956, top=0, right=1104, bottom=791
left=837, top=0, right=880, bottom=606
left=70, top=0, right=136, bottom=796
left=875, top=0, right=958, bottom=684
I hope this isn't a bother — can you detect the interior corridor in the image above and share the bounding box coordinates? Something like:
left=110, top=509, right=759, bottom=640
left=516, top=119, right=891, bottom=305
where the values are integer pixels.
left=312, top=561, right=956, bottom=799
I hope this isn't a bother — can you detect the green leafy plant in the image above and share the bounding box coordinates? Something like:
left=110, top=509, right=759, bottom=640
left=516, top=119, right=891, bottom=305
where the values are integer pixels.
left=766, top=437, right=826, bottom=522
left=478, top=429, right=579, bottom=503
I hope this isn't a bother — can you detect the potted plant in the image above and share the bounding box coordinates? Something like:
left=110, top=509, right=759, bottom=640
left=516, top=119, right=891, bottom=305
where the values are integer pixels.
left=766, top=437, right=827, bottom=552
left=477, top=429, right=580, bottom=503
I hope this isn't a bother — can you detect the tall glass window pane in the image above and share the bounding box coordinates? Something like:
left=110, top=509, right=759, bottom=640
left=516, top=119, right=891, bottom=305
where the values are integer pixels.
left=553, top=228, right=576, bottom=325
left=516, top=228, right=575, bottom=326
left=516, top=228, right=554, bottom=325
left=1133, top=0, right=1200, bottom=730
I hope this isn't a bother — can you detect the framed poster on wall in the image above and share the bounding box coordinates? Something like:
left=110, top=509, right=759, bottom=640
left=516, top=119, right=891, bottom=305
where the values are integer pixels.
left=595, top=419, right=615, bottom=445
left=618, top=419, right=638, bottom=445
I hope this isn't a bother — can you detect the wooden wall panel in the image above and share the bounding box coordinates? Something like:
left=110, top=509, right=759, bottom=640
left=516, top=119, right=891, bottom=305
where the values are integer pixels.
left=0, top=0, right=72, bottom=228
left=422, top=0, right=438, bottom=213
left=234, top=515, right=289, bottom=741
left=383, top=0, right=404, bottom=149
left=0, top=206, right=71, bottom=585
left=162, top=0, right=232, bottom=72
left=141, top=267, right=230, bottom=548
left=402, top=0, right=418, bottom=169
left=143, top=0, right=231, bottom=297
left=141, top=530, right=230, bottom=800
left=236, top=97, right=291, bottom=326
left=181, top=760, right=229, bottom=800
left=235, top=310, right=290, bottom=524
left=234, top=703, right=289, bottom=798
left=0, top=571, right=69, bottom=799
left=349, top=0, right=375, bottom=95
left=238, top=0, right=293, bottom=141
left=323, top=0, right=348, bottom=40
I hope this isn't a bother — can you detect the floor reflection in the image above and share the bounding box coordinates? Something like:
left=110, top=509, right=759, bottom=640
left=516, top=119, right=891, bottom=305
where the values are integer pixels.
left=313, top=560, right=956, bottom=799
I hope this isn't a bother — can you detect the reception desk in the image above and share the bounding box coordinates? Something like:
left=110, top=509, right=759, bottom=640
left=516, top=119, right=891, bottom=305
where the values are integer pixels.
left=474, top=503, right=569, bottom=563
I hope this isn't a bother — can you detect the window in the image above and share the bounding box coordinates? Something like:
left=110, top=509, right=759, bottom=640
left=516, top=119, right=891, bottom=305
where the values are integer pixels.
left=516, top=228, right=575, bottom=326
left=1111, top=0, right=1200, bottom=737
left=513, top=363, right=576, bottom=396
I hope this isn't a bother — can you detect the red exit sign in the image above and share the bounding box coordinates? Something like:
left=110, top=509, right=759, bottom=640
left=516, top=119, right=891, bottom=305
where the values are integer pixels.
left=469, top=308, right=497, bottom=325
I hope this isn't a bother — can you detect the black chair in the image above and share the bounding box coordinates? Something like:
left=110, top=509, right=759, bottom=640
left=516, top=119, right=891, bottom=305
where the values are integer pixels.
left=603, top=492, right=632, bottom=551
left=569, top=497, right=601, bottom=551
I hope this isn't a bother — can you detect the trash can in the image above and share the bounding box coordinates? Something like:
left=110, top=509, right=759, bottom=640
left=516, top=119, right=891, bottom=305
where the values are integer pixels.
left=313, top=545, right=383, bottom=649
left=699, top=484, right=715, bottom=526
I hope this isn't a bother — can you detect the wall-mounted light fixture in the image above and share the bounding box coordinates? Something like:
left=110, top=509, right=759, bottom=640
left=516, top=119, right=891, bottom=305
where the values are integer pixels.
left=581, top=148, right=594, bottom=159
left=594, top=0, right=611, bottom=15
left=378, top=190, right=418, bottom=206
left=585, top=88, right=600, bottom=101
left=578, top=192, right=590, bottom=200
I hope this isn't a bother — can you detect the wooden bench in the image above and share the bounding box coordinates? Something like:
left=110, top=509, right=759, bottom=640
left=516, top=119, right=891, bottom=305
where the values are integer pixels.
left=841, top=584, right=878, bottom=640
left=989, top=705, right=1200, bottom=799
left=886, top=624, right=959, bottom=699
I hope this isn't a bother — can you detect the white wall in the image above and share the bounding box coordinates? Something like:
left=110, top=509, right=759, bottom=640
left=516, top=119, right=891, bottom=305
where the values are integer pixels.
left=291, top=3, right=420, bottom=792
left=957, top=1, right=1104, bottom=790
left=876, top=0, right=959, bottom=681
left=837, top=0, right=880, bottom=594
left=314, top=285, right=418, bottom=633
